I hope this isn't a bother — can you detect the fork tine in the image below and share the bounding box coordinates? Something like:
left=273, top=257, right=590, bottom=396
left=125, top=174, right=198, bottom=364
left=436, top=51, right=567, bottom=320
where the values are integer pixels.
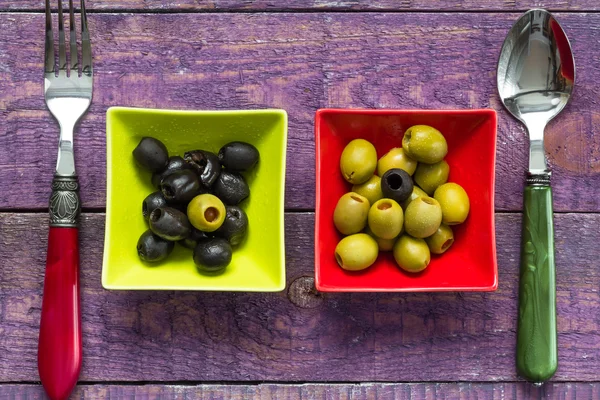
left=57, top=0, right=67, bottom=75
left=69, top=0, right=78, bottom=74
left=80, top=0, right=92, bottom=77
left=44, top=0, right=55, bottom=74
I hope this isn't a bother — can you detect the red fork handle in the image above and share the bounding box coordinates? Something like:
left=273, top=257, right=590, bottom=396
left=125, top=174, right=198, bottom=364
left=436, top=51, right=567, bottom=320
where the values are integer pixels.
left=38, top=176, right=82, bottom=400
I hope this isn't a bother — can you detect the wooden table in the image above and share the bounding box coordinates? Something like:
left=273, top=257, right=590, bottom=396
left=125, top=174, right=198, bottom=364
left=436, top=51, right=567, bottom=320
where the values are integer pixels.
left=1, top=1, right=599, bottom=398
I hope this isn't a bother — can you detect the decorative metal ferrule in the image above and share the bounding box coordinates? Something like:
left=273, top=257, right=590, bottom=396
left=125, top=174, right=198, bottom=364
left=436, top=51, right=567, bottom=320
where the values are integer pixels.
left=49, top=175, right=81, bottom=227
left=526, top=171, right=551, bottom=187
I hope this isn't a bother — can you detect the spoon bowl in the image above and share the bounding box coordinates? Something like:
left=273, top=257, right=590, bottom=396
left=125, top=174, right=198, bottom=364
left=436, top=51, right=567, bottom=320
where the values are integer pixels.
left=497, top=8, right=575, bottom=173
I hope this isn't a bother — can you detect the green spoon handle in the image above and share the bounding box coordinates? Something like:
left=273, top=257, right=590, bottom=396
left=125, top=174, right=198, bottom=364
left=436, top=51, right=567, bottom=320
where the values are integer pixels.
left=517, top=181, right=557, bottom=383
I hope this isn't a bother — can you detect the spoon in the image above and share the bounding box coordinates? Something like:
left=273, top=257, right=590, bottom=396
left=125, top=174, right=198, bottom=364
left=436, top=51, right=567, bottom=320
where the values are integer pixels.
left=497, top=9, right=575, bottom=383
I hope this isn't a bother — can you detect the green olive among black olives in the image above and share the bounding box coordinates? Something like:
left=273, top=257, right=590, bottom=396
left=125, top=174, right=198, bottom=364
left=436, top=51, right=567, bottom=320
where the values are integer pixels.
left=187, top=194, right=226, bottom=232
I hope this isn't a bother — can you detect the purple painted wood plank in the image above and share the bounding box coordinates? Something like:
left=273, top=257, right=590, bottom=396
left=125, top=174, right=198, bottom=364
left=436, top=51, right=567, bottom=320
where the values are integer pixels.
left=1, top=383, right=599, bottom=399
left=0, top=13, right=599, bottom=212
left=1, top=212, right=599, bottom=382
left=1, top=0, right=598, bottom=11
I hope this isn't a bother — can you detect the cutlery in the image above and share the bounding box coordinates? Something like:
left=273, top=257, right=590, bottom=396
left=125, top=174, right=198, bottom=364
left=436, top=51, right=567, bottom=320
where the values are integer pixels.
left=39, top=0, right=92, bottom=398
left=497, top=9, right=575, bottom=383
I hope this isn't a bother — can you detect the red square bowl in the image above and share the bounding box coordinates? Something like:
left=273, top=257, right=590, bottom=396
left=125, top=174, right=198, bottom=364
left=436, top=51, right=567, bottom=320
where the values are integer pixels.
left=315, top=109, right=498, bottom=292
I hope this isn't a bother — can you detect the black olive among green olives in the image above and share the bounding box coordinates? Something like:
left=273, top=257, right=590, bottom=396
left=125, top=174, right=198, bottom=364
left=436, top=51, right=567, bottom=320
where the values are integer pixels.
left=179, top=228, right=211, bottom=250
left=352, top=175, right=383, bottom=206
left=151, top=156, right=190, bottom=188
left=142, top=191, right=168, bottom=222
left=413, top=160, right=450, bottom=195
left=333, top=192, right=370, bottom=235
left=378, top=147, right=417, bottom=176
left=218, top=141, right=260, bottom=172
left=213, top=171, right=250, bottom=205
left=334, top=233, right=379, bottom=271
left=187, top=194, right=227, bottom=232
left=425, top=224, right=454, bottom=254
left=160, top=169, right=203, bottom=204
left=434, top=182, right=470, bottom=225
left=403, top=196, right=442, bottom=238
left=194, top=238, right=233, bottom=273
left=184, top=150, right=221, bottom=188
left=137, top=229, right=175, bottom=263
left=133, top=137, right=169, bottom=173
left=381, top=168, right=414, bottom=204
left=149, top=207, right=192, bottom=241
left=340, top=139, right=378, bottom=184
left=368, top=198, right=404, bottom=240
left=393, top=235, right=430, bottom=273
left=216, top=206, right=249, bottom=246
left=402, top=125, right=448, bottom=164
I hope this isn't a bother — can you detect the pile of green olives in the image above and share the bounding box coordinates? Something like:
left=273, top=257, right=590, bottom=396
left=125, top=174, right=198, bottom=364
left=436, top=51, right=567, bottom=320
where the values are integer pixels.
left=334, top=126, right=470, bottom=274
left=133, top=137, right=259, bottom=274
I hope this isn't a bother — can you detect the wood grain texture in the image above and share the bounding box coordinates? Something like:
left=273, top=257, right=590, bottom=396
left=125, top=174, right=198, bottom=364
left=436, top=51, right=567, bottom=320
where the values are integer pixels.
left=1, top=0, right=599, bottom=11
left=0, top=13, right=599, bottom=212
left=1, top=382, right=599, bottom=399
left=1, top=212, right=599, bottom=382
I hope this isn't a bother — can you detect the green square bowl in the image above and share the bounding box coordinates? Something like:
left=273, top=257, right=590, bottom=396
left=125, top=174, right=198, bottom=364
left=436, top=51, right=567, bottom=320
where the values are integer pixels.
left=102, top=107, right=288, bottom=291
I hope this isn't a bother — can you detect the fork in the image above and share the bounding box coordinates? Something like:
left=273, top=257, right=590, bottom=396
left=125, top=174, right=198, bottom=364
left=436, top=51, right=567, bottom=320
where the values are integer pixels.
left=38, top=1, right=92, bottom=399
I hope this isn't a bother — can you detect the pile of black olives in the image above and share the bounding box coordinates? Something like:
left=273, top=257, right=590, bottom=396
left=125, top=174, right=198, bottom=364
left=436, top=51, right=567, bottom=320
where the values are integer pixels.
left=133, top=137, right=259, bottom=274
left=334, top=125, right=470, bottom=274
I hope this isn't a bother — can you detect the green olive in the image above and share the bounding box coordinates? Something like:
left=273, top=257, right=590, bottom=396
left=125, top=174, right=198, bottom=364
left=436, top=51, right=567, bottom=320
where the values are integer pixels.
left=402, top=186, right=428, bottom=210
left=425, top=224, right=454, bottom=254
left=377, top=147, right=417, bottom=176
left=434, top=183, right=470, bottom=225
left=335, top=233, right=379, bottom=271
left=367, top=198, right=403, bottom=240
left=333, top=192, right=370, bottom=235
left=366, top=227, right=397, bottom=251
left=340, top=139, right=377, bottom=184
left=393, top=235, right=430, bottom=273
left=402, top=125, right=448, bottom=164
left=404, top=196, right=442, bottom=238
left=352, top=175, right=383, bottom=205
left=187, top=194, right=226, bottom=232
left=413, top=160, right=450, bottom=195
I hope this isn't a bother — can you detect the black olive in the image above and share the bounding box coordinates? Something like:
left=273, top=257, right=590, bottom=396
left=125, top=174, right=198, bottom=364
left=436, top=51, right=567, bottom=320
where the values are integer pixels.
left=212, top=171, right=250, bottom=205
left=216, top=206, right=248, bottom=246
left=193, top=238, right=232, bottom=273
left=148, top=207, right=192, bottom=241
left=184, top=150, right=221, bottom=188
left=137, top=229, right=174, bottom=263
left=160, top=169, right=203, bottom=204
left=179, top=228, right=211, bottom=250
left=151, top=156, right=190, bottom=188
left=142, top=191, right=168, bottom=222
left=218, top=141, right=259, bottom=172
left=381, top=168, right=413, bottom=204
left=132, top=137, right=169, bottom=173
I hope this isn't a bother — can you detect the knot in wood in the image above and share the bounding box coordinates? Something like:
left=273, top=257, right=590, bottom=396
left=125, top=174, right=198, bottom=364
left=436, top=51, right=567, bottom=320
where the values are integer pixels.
left=287, top=276, right=323, bottom=309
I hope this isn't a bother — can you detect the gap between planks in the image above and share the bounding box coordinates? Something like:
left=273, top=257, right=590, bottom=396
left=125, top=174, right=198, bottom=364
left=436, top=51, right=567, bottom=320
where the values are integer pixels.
left=2, top=9, right=600, bottom=14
